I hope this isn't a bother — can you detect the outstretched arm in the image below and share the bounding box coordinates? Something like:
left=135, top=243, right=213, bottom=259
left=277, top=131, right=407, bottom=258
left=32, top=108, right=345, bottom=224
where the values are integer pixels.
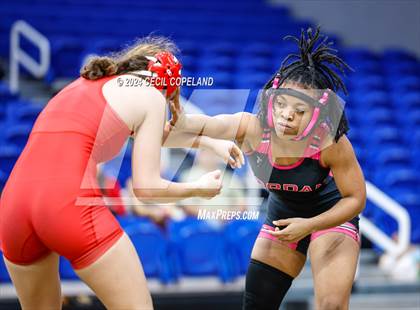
left=168, top=90, right=260, bottom=142
left=161, top=123, right=245, bottom=169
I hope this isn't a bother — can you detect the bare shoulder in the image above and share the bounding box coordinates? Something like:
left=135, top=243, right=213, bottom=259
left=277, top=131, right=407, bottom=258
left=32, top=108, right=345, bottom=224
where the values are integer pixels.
left=237, top=112, right=263, bottom=152
left=102, top=75, right=166, bottom=131
left=320, top=134, right=357, bottom=168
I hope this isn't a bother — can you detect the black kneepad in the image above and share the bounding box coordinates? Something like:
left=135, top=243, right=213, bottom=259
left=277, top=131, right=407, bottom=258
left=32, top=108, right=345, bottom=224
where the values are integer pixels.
left=243, top=259, right=294, bottom=310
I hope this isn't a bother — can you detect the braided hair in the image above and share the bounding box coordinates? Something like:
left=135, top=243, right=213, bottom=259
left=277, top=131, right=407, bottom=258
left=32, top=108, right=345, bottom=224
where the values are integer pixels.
left=257, top=26, right=353, bottom=142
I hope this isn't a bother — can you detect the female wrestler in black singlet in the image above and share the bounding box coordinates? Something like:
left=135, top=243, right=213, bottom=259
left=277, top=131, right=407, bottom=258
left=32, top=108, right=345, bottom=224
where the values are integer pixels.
left=169, top=27, right=366, bottom=310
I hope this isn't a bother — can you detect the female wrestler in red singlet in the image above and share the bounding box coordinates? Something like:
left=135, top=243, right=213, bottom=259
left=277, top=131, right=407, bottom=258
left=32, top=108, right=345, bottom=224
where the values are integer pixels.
left=0, top=37, right=244, bottom=310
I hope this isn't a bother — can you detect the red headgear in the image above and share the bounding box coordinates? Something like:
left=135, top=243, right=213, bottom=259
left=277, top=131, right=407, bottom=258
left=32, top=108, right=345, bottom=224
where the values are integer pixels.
left=137, top=51, right=182, bottom=98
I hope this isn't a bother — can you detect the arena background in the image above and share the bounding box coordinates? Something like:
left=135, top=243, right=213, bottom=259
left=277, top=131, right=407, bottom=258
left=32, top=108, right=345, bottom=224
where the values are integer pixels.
left=0, top=0, right=419, bottom=309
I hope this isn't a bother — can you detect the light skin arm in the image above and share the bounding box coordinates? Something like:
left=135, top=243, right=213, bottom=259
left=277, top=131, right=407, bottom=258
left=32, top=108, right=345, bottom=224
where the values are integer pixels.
left=263, top=135, right=366, bottom=242
left=131, top=89, right=221, bottom=204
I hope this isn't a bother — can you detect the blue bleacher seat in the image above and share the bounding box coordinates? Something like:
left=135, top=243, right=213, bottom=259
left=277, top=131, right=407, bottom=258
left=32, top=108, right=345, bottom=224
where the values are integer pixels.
left=204, top=41, right=238, bottom=57
left=188, top=88, right=249, bottom=115
left=382, top=48, right=417, bottom=63
left=0, top=82, right=17, bottom=102
left=376, top=148, right=412, bottom=170
left=168, top=218, right=234, bottom=282
left=345, top=109, right=362, bottom=127
left=342, top=48, right=380, bottom=68
left=412, top=144, right=420, bottom=167
left=179, top=55, right=197, bottom=72
left=346, top=126, right=363, bottom=142
left=366, top=108, right=394, bottom=126
left=0, top=169, right=7, bottom=191
left=224, top=219, right=261, bottom=275
left=392, top=76, right=420, bottom=92
left=90, top=39, right=122, bottom=56
left=4, top=124, right=32, bottom=150
left=384, top=62, right=419, bottom=76
left=126, top=221, right=176, bottom=283
left=0, top=254, right=11, bottom=282
left=237, top=56, right=274, bottom=73
left=349, top=75, right=386, bottom=91
left=365, top=125, right=404, bottom=147
left=391, top=92, right=420, bottom=119
left=45, top=38, right=87, bottom=82
left=0, top=145, right=20, bottom=175
left=116, top=145, right=132, bottom=187
left=59, top=256, right=79, bottom=280
left=177, top=40, right=202, bottom=57
left=349, top=61, right=382, bottom=76
left=12, top=104, right=42, bottom=125
left=241, top=42, right=273, bottom=58
left=198, top=56, right=235, bottom=74
left=406, top=110, right=420, bottom=128
left=383, top=169, right=418, bottom=190
left=116, top=214, right=141, bottom=228
left=0, top=107, right=6, bottom=124
left=355, top=90, right=389, bottom=108
left=235, top=73, right=271, bottom=90
left=352, top=144, right=366, bottom=162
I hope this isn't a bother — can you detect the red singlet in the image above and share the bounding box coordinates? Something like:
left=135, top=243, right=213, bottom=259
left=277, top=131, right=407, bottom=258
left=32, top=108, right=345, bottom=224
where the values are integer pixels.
left=0, top=76, right=132, bottom=269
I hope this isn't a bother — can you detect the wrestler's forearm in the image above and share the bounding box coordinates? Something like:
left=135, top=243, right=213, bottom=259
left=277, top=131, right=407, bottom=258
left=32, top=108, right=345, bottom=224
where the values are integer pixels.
left=308, top=196, right=364, bottom=232
left=133, top=179, right=199, bottom=204
left=162, top=130, right=215, bottom=150
left=174, top=113, right=243, bottom=140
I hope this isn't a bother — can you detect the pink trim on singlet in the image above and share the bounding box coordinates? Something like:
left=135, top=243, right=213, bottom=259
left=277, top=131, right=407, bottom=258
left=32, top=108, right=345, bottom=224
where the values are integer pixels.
left=311, top=222, right=360, bottom=244
left=258, top=222, right=360, bottom=251
left=258, top=224, right=298, bottom=250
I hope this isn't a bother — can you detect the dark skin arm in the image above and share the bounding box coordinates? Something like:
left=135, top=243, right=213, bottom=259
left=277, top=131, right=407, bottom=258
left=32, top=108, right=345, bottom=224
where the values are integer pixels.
left=167, top=90, right=262, bottom=153
left=263, top=135, right=366, bottom=243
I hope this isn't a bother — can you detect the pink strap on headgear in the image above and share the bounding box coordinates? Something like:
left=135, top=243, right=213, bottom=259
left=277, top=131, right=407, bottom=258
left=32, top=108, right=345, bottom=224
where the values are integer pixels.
left=267, top=77, right=280, bottom=128
left=292, top=90, right=329, bottom=141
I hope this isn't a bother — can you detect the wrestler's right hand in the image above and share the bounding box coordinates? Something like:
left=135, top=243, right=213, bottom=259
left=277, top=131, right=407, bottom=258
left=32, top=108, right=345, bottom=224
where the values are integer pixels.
left=194, top=169, right=223, bottom=199
left=168, top=88, right=187, bottom=129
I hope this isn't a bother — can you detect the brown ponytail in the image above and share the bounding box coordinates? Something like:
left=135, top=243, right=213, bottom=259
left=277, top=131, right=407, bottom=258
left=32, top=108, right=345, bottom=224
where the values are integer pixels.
left=80, top=57, right=117, bottom=80
left=80, top=36, right=179, bottom=80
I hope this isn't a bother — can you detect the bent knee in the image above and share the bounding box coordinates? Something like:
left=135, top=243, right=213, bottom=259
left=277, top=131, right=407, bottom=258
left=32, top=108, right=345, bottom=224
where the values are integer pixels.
left=251, top=238, right=306, bottom=278
left=317, top=295, right=348, bottom=310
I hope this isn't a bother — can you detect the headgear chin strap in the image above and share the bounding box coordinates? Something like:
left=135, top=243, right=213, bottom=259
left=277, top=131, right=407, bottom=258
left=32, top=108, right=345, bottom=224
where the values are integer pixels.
left=132, top=51, right=182, bottom=98
left=266, top=74, right=331, bottom=141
